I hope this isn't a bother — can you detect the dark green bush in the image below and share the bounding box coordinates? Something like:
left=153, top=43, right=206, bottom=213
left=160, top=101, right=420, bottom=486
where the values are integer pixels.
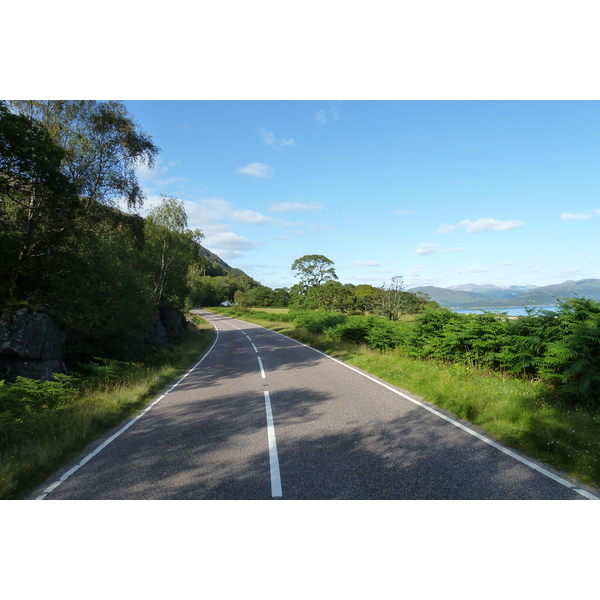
left=293, top=311, right=347, bottom=333
left=366, top=319, right=408, bottom=351
left=325, top=315, right=373, bottom=343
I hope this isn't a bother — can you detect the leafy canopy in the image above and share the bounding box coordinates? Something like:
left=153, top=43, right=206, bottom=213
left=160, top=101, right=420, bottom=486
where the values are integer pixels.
left=291, top=254, right=338, bottom=291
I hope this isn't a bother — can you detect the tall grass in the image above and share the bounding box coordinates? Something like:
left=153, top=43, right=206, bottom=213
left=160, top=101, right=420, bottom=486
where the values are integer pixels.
left=0, top=317, right=215, bottom=500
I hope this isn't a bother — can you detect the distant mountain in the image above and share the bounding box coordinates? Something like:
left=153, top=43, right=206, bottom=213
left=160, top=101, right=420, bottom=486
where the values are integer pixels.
left=448, top=283, right=537, bottom=294
left=197, top=245, right=250, bottom=278
left=409, top=279, right=600, bottom=308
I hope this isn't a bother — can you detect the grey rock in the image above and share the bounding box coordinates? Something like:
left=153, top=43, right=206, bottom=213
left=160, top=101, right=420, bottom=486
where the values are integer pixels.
left=0, top=307, right=68, bottom=381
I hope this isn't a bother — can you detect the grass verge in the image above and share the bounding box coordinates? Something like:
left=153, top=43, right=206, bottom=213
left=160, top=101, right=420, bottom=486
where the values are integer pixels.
left=212, top=307, right=600, bottom=489
left=0, top=316, right=215, bottom=500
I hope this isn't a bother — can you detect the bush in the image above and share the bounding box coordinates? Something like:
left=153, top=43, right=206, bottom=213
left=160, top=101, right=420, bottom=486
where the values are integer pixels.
left=366, top=319, right=407, bottom=351
left=325, top=315, right=373, bottom=343
left=293, top=311, right=347, bottom=333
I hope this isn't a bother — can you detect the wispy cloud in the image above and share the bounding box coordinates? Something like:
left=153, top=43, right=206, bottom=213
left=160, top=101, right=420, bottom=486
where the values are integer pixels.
left=561, top=209, right=600, bottom=220
left=315, top=103, right=341, bottom=124
left=203, top=232, right=265, bottom=259
left=354, top=260, right=380, bottom=267
left=231, top=208, right=291, bottom=226
left=436, top=223, right=455, bottom=234
left=135, top=158, right=187, bottom=191
left=188, top=197, right=292, bottom=229
left=457, top=266, right=489, bottom=274
left=415, top=243, right=439, bottom=255
left=259, top=128, right=295, bottom=151
left=269, top=201, right=325, bottom=212
left=395, top=209, right=417, bottom=216
left=235, top=162, right=273, bottom=178
left=458, top=218, right=526, bottom=233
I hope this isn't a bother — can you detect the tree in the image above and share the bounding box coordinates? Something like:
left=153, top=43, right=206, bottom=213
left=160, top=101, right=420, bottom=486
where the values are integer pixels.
left=291, top=254, right=338, bottom=292
left=7, top=100, right=159, bottom=209
left=378, top=276, right=418, bottom=320
left=234, top=289, right=250, bottom=310
left=0, top=102, right=80, bottom=299
left=144, top=195, right=204, bottom=308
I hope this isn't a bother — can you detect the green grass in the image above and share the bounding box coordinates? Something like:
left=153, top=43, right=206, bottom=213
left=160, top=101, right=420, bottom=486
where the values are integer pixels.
left=0, top=317, right=215, bottom=500
left=217, top=310, right=600, bottom=490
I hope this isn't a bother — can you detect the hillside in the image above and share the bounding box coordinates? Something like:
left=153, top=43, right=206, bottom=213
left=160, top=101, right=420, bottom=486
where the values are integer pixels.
left=197, top=245, right=249, bottom=278
left=409, top=279, right=600, bottom=308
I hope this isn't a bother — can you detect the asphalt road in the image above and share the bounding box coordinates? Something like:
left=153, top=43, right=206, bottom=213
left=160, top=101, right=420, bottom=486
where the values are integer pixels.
left=32, top=310, right=600, bottom=500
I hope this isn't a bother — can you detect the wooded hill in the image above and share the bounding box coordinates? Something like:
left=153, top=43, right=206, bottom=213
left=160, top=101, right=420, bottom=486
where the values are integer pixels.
left=0, top=100, right=258, bottom=371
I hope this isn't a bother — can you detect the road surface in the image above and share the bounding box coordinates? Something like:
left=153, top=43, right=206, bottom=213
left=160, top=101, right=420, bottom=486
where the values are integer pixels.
left=32, top=310, right=600, bottom=500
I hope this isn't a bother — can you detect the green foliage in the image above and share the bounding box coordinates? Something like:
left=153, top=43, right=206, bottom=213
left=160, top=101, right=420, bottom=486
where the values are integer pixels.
left=7, top=100, right=159, bottom=209
left=144, top=194, right=204, bottom=308
left=325, top=315, right=374, bottom=343
left=0, top=374, right=78, bottom=445
left=234, top=289, right=250, bottom=310
left=291, top=254, right=338, bottom=292
left=293, top=311, right=347, bottom=332
left=366, top=319, right=409, bottom=351
left=0, top=102, right=80, bottom=300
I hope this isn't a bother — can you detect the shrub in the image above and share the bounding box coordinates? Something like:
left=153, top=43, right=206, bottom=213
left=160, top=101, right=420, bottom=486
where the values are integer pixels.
left=325, top=315, right=373, bottom=343
left=366, top=319, right=407, bottom=351
left=293, top=311, right=347, bottom=333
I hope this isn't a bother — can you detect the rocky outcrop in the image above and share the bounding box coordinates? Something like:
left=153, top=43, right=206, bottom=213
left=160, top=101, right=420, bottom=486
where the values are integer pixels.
left=138, top=304, right=188, bottom=349
left=0, top=304, right=189, bottom=381
left=0, top=307, right=68, bottom=381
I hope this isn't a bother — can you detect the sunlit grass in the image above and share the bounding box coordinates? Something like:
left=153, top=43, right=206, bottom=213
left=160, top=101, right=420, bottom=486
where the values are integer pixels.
left=0, top=318, right=215, bottom=500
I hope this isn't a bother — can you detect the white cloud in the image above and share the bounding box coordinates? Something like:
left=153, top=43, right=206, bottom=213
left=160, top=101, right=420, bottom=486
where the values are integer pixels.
left=354, top=260, right=380, bottom=267
left=415, top=243, right=439, bottom=255
left=259, top=128, right=295, bottom=151
left=458, top=218, right=526, bottom=233
left=185, top=197, right=293, bottom=231
left=436, top=223, right=455, bottom=234
left=231, top=208, right=279, bottom=225
left=560, top=268, right=582, bottom=276
left=235, top=162, right=273, bottom=178
left=561, top=209, right=600, bottom=220
left=203, top=232, right=265, bottom=258
left=269, top=201, right=325, bottom=212
left=457, top=266, right=489, bottom=274
left=315, top=103, right=341, bottom=124
left=395, top=209, right=417, bottom=216
left=135, top=158, right=187, bottom=191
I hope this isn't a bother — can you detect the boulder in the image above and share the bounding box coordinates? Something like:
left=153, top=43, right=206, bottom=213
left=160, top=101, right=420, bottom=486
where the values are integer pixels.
left=0, top=307, right=68, bottom=381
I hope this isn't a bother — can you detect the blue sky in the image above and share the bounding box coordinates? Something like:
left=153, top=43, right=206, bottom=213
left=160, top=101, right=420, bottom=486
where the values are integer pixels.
left=123, top=100, right=600, bottom=291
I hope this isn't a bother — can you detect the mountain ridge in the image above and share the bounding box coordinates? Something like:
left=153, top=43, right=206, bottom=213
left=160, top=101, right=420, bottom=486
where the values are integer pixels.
left=409, top=279, right=600, bottom=308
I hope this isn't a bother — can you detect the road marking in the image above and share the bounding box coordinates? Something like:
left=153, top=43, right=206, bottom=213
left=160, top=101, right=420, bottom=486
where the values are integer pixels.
left=264, top=391, right=282, bottom=498
left=252, top=343, right=258, bottom=353
left=257, top=356, right=266, bottom=378
left=35, top=325, right=221, bottom=500
left=260, top=325, right=600, bottom=500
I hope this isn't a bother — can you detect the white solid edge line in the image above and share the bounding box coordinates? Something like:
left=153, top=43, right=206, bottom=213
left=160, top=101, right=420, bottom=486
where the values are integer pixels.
left=35, top=324, right=221, bottom=500
left=264, top=391, right=282, bottom=498
left=258, top=324, right=599, bottom=501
